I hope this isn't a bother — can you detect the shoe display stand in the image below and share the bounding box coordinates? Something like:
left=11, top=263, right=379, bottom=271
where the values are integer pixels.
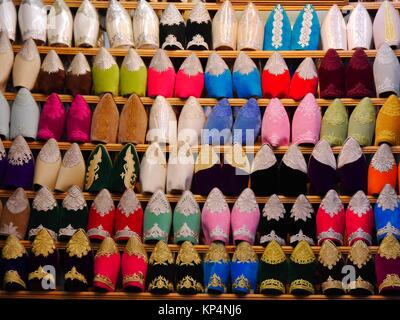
left=1, top=0, right=400, bottom=301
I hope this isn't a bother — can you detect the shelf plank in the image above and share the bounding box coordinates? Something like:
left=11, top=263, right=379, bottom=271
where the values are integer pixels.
left=2, top=93, right=392, bottom=107
left=11, top=46, right=400, bottom=58
left=0, top=140, right=396, bottom=155
left=0, top=241, right=379, bottom=254
left=0, top=190, right=382, bottom=204
left=0, top=291, right=397, bottom=301
left=11, top=0, right=394, bottom=11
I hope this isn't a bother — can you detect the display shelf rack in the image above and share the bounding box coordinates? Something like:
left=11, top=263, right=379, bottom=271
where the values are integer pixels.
left=0, top=140, right=395, bottom=154
left=0, top=291, right=399, bottom=301
left=5, top=0, right=400, bottom=304
left=2, top=93, right=393, bottom=107
left=0, top=190, right=383, bottom=204
left=11, top=0, right=393, bottom=11
left=10, top=46, right=400, bottom=58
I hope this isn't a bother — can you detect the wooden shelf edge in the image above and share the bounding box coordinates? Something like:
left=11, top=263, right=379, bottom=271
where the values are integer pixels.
left=0, top=291, right=397, bottom=300
left=0, top=140, right=397, bottom=155
left=11, top=1, right=393, bottom=11
left=2, top=93, right=392, bottom=107
left=0, top=190, right=381, bottom=204
left=11, top=46, right=399, bottom=58
left=0, top=241, right=380, bottom=254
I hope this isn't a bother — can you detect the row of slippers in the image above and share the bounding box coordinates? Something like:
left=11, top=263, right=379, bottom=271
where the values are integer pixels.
left=1, top=37, right=399, bottom=100
left=2, top=0, right=399, bottom=51
left=1, top=88, right=400, bottom=149
left=0, top=179, right=399, bottom=249
left=1, top=230, right=399, bottom=295
left=0, top=134, right=399, bottom=196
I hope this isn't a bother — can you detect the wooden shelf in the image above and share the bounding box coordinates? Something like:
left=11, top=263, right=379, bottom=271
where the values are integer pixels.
left=230, top=0, right=349, bottom=8
left=11, top=46, right=400, bottom=58
left=0, top=189, right=382, bottom=204
left=0, top=140, right=397, bottom=155
left=0, top=240, right=380, bottom=254
left=0, top=291, right=397, bottom=301
left=2, top=93, right=392, bottom=107
left=11, top=0, right=394, bottom=11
